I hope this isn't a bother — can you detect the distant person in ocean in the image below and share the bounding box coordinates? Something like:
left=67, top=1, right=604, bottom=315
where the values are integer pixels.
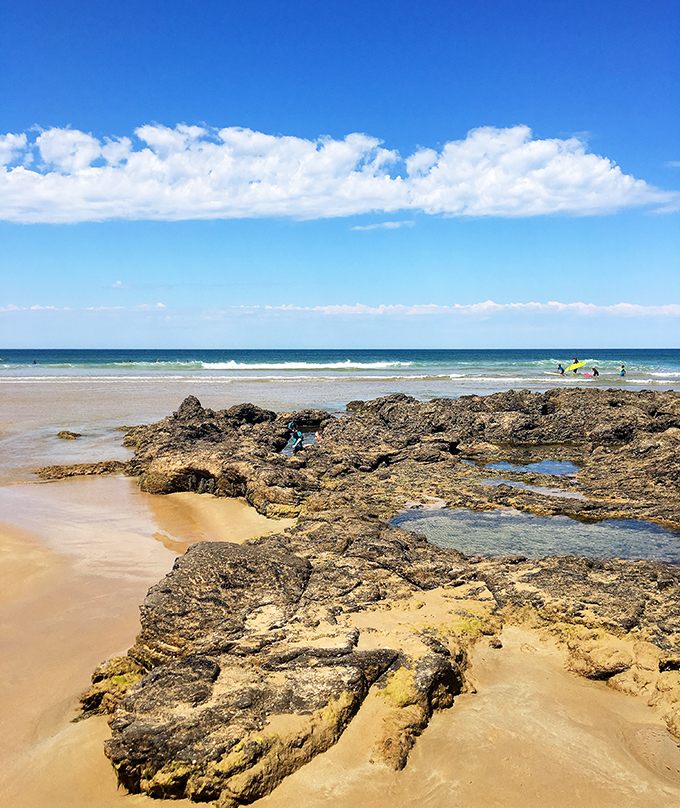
left=620, top=364, right=626, bottom=377
left=572, top=357, right=579, bottom=373
left=557, top=364, right=565, bottom=376
left=591, top=367, right=599, bottom=377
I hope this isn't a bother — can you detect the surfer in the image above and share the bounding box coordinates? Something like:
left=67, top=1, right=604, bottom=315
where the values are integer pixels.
left=557, top=364, right=565, bottom=376
left=591, top=367, right=599, bottom=377
left=572, top=357, right=579, bottom=374
left=620, top=364, right=626, bottom=377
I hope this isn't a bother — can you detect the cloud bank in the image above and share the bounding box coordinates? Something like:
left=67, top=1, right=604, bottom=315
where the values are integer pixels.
left=0, top=124, right=676, bottom=223
left=3, top=300, right=678, bottom=317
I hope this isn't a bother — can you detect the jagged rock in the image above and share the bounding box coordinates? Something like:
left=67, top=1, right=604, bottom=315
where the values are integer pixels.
left=77, top=390, right=680, bottom=804
left=97, top=535, right=466, bottom=804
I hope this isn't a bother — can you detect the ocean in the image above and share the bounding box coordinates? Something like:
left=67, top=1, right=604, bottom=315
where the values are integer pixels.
left=1, top=347, right=678, bottom=483
left=2, top=348, right=679, bottom=397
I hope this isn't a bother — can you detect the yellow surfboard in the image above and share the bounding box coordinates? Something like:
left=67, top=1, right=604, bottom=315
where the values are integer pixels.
left=565, top=361, right=586, bottom=372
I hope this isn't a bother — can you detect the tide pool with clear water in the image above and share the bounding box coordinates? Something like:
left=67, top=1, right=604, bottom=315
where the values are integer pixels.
left=391, top=508, right=680, bottom=565
left=484, top=460, right=580, bottom=476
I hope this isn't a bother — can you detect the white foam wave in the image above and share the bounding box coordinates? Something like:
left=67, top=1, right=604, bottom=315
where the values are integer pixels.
left=200, top=360, right=413, bottom=370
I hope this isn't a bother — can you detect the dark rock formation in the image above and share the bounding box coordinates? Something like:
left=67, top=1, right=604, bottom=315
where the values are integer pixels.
left=93, top=528, right=468, bottom=805
left=57, top=430, right=82, bottom=439
left=73, top=389, right=680, bottom=805
left=36, top=460, right=128, bottom=480
left=109, top=388, right=680, bottom=526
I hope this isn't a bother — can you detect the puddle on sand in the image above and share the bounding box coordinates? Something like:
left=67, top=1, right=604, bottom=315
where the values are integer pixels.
left=391, top=507, right=680, bottom=564
left=485, top=459, right=580, bottom=476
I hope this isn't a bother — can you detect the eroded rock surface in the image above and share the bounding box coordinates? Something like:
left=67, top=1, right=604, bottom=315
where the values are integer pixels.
left=92, top=527, right=472, bottom=805
left=76, top=390, right=680, bottom=805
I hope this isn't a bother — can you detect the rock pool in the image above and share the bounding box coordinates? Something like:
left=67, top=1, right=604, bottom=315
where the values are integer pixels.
left=391, top=507, right=680, bottom=565
left=484, top=459, right=580, bottom=476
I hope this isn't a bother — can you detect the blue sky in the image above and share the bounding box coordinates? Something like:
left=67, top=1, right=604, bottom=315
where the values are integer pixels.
left=1, top=0, right=678, bottom=348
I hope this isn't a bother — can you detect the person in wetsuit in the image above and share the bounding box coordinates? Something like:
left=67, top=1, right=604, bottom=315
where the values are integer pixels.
left=292, top=429, right=304, bottom=452
left=288, top=421, right=304, bottom=453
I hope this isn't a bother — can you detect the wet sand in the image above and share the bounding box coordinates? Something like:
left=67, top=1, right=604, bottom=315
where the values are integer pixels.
left=0, top=476, right=292, bottom=808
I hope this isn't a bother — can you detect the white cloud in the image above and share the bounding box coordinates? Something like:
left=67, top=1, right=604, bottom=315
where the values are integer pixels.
left=0, top=124, right=676, bottom=223
left=257, top=301, right=680, bottom=317
left=351, top=220, right=415, bottom=230
left=36, top=128, right=102, bottom=172
left=0, top=133, right=27, bottom=166
left=3, top=300, right=679, bottom=320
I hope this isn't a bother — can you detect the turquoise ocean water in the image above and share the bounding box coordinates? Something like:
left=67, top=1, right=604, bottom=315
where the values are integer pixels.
left=1, top=348, right=679, bottom=398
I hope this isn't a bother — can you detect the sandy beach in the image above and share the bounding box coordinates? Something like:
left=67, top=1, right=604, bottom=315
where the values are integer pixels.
left=0, top=475, right=292, bottom=808
left=2, top=379, right=680, bottom=807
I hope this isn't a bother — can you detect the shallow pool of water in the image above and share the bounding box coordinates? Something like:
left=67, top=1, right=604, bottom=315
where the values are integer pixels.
left=485, top=460, right=580, bottom=476
left=391, top=508, right=680, bottom=564
left=479, top=478, right=586, bottom=500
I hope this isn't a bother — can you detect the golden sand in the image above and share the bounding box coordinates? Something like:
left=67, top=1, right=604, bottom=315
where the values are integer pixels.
left=2, top=476, right=680, bottom=807
left=0, top=476, right=292, bottom=808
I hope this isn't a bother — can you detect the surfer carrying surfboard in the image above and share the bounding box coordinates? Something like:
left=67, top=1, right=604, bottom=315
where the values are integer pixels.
left=557, top=364, right=565, bottom=376
left=564, top=358, right=586, bottom=374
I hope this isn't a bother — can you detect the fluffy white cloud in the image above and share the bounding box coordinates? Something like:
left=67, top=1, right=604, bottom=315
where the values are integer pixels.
left=0, top=133, right=27, bottom=166
left=0, top=124, right=676, bottom=222
left=36, top=128, right=102, bottom=172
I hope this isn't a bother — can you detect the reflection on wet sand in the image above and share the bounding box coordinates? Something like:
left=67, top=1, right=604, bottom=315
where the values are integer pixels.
left=0, top=475, right=292, bottom=808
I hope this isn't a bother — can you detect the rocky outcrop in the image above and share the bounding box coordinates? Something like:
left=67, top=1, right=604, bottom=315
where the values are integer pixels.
left=36, top=460, right=128, bottom=479
left=120, top=397, right=328, bottom=517
left=76, top=390, right=680, bottom=805
left=109, top=389, right=680, bottom=527
left=57, top=430, right=82, bottom=439
left=89, top=523, right=473, bottom=805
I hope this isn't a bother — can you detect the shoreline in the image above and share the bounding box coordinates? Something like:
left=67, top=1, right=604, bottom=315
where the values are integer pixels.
left=0, top=477, right=292, bottom=808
